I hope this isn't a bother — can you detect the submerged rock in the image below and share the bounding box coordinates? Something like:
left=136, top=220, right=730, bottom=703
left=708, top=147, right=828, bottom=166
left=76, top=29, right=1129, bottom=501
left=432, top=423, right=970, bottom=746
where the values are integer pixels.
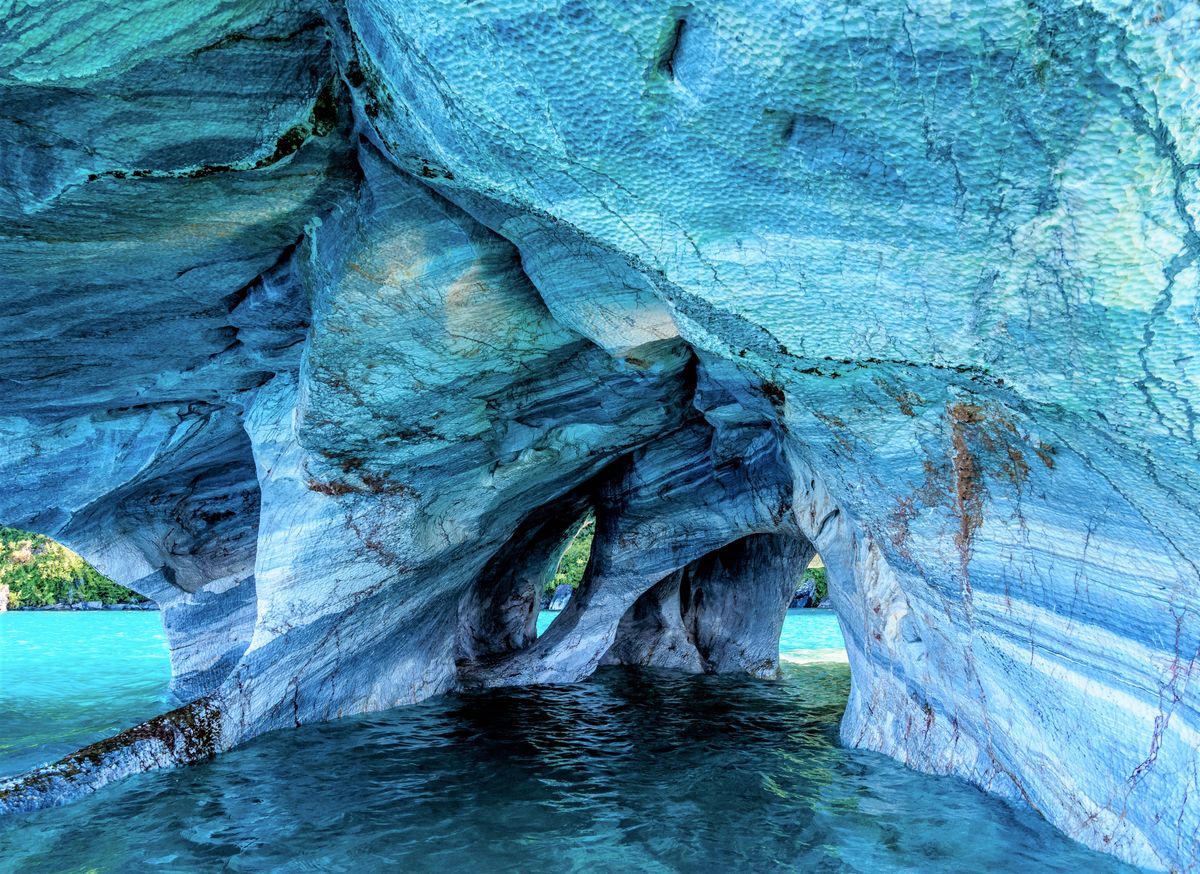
left=0, top=2, right=1198, bottom=870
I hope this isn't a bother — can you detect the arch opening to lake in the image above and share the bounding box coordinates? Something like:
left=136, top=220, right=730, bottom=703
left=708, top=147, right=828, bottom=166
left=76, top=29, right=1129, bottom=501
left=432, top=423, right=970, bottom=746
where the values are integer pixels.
left=537, top=512, right=594, bottom=636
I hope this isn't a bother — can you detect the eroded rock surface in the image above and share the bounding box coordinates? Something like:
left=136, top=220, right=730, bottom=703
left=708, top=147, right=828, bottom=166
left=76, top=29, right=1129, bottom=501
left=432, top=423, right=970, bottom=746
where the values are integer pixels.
left=1, top=2, right=1198, bottom=870
left=603, top=533, right=815, bottom=677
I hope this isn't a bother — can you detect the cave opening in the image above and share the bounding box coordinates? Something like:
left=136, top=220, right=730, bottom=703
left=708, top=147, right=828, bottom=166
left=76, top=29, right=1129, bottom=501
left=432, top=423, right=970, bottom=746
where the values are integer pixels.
left=537, top=511, right=594, bottom=636
left=794, top=553, right=828, bottom=608
left=0, top=527, right=171, bottom=779
left=599, top=531, right=840, bottom=679
left=455, top=494, right=595, bottom=668
left=0, top=526, right=149, bottom=612
left=781, top=553, right=848, bottom=670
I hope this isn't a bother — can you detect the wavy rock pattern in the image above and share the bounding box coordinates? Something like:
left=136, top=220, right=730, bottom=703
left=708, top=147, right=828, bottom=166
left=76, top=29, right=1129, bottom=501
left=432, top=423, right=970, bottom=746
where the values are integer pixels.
left=1, top=2, right=1198, bottom=870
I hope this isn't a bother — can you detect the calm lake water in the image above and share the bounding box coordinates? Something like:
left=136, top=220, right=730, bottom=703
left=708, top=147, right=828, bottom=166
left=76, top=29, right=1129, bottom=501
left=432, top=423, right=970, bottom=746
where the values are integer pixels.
left=0, top=609, right=1143, bottom=872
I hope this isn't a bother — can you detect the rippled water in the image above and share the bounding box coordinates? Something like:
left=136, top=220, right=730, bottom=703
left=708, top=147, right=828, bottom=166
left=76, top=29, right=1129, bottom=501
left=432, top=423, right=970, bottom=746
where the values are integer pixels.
left=0, top=610, right=1144, bottom=873
left=0, top=611, right=173, bottom=778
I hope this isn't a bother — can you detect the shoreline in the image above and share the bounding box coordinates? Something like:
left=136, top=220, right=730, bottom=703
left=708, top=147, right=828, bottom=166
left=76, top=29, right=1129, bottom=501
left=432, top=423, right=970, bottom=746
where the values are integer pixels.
left=781, top=648, right=849, bottom=665
left=3, top=603, right=158, bottom=612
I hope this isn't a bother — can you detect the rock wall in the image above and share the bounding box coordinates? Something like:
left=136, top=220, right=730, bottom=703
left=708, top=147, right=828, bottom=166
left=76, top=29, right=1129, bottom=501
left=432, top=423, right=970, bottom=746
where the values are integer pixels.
left=1, top=2, right=1197, bottom=870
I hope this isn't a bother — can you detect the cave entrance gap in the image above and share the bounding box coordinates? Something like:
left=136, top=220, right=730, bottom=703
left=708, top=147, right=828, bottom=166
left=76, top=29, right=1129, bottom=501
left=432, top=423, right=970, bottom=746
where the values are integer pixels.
left=536, top=511, right=594, bottom=638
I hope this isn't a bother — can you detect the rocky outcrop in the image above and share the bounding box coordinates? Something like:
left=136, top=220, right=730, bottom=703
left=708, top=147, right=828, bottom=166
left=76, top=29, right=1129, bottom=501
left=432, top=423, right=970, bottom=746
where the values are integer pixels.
left=1, top=2, right=1198, bottom=870
left=790, top=577, right=817, bottom=609
left=547, top=585, right=573, bottom=612
left=0, top=700, right=223, bottom=814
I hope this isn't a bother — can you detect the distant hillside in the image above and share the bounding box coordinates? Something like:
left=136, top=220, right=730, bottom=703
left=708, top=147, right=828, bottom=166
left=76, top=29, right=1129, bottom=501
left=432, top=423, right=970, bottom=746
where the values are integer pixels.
left=545, top=517, right=594, bottom=596
left=1, top=527, right=147, bottom=609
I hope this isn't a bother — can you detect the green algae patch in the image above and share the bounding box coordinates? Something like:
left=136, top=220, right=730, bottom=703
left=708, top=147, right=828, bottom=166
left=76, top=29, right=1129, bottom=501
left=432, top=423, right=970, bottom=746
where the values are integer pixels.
left=0, top=699, right=223, bottom=813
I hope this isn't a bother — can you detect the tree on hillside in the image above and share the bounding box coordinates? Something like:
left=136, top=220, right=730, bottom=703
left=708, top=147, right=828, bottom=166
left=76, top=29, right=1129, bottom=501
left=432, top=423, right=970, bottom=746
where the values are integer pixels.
left=0, top=527, right=146, bottom=609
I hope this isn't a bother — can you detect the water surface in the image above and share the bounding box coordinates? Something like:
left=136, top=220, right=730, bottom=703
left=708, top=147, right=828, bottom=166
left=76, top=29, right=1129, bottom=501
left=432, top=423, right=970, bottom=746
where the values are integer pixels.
left=539, top=607, right=848, bottom=661
left=0, top=609, right=1144, bottom=873
left=0, top=611, right=172, bottom=778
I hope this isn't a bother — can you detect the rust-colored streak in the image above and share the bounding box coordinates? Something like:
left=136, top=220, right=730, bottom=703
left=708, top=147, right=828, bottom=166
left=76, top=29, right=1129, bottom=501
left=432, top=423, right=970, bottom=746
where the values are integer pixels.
left=1034, top=442, right=1057, bottom=469
left=339, top=456, right=365, bottom=473
left=307, top=473, right=418, bottom=500
left=1003, top=446, right=1030, bottom=486
left=948, top=403, right=986, bottom=592
left=307, top=479, right=357, bottom=496
left=889, top=496, right=920, bottom=560
left=813, top=411, right=854, bottom=454
left=872, top=376, right=926, bottom=417
left=361, top=472, right=413, bottom=496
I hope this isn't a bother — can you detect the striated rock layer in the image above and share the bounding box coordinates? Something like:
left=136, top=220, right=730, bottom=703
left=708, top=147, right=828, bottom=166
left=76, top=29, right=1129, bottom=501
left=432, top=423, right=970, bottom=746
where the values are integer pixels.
left=1, top=2, right=1198, bottom=870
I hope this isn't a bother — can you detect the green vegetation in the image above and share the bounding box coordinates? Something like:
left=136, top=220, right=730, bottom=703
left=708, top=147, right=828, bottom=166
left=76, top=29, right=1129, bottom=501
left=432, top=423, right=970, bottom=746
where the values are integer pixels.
left=545, top=516, right=594, bottom=595
left=803, top=565, right=829, bottom=604
left=538, top=523, right=829, bottom=608
left=1, top=527, right=146, bottom=610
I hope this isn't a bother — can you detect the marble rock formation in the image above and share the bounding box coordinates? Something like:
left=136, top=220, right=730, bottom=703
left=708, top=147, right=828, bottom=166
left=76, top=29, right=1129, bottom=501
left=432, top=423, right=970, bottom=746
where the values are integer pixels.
left=1, top=2, right=1198, bottom=870
left=547, top=584, right=574, bottom=611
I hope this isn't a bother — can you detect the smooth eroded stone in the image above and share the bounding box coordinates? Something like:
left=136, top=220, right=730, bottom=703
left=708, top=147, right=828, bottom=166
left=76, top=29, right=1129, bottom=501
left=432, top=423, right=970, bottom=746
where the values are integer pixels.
left=1, top=2, right=1197, bottom=870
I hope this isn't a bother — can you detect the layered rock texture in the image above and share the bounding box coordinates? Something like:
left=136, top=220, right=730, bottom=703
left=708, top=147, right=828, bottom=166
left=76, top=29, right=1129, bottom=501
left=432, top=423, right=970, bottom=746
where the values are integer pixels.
left=1, top=2, right=1197, bottom=870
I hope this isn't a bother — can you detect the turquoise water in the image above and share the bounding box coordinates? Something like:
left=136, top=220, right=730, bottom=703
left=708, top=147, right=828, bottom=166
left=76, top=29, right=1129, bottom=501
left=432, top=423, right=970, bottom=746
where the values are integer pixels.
left=0, top=611, right=172, bottom=779
left=778, top=608, right=846, bottom=654
left=539, top=607, right=847, bottom=657
left=0, top=610, right=1144, bottom=873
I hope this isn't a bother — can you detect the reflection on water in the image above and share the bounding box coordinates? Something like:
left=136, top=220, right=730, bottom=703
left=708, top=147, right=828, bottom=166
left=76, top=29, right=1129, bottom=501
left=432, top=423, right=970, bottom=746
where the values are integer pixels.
left=0, top=611, right=1145, bottom=872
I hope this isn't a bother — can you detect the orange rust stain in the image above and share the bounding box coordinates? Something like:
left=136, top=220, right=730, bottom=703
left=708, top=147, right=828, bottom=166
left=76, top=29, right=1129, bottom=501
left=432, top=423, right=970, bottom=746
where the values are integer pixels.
left=947, top=402, right=985, bottom=425
left=306, top=470, right=419, bottom=501
left=346, top=260, right=393, bottom=285
left=1035, top=442, right=1056, bottom=469
left=1003, top=446, right=1030, bottom=486
left=948, top=403, right=987, bottom=591
left=872, top=376, right=926, bottom=417
left=361, top=472, right=414, bottom=497
left=889, top=495, right=920, bottom=560
left=943, top=402, right=1040, bottom=594
left=814, top=411, right=848, bottom=428
left=896, top=402, right=1048, bottom=599
left=307, top=479, right=357, bottom=496
left=813, top=411, right=854, bottom=454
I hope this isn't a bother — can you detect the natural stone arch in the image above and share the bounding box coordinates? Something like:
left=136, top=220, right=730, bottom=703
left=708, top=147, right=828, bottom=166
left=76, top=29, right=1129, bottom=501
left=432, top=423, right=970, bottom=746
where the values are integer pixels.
left=603, top=531, right=817, bottom=678
left=455, top=490, right=592, bottom=666
left=1, top=2, right=1198, bottom=870
left=463, top=405, right=799, bottom=688
left=0, top=406, right=261, bottom=702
